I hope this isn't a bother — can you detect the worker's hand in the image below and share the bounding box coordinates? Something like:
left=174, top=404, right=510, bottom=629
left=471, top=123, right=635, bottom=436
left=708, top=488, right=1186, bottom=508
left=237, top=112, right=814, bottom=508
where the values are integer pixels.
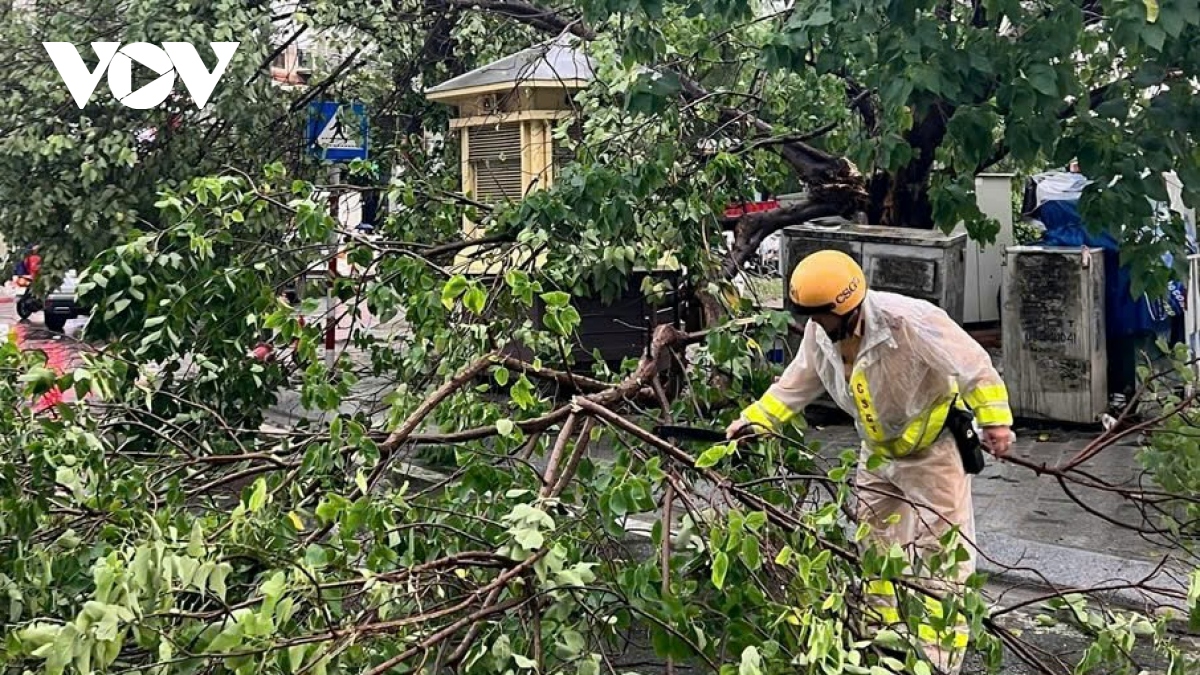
left=981, top=425, right=1014, bottom=458
left=725, top=418, right=754, bottom=441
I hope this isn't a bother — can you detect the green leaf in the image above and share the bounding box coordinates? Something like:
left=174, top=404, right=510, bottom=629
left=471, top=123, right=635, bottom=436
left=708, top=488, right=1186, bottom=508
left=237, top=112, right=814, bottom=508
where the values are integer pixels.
left=512, top=654, right=538, bottom=670
left=209, top=564, right=230, bottom=601
left=540, top=291, right=571, bottom=308
left=802, top=7, right=833, bottom=27
left=1142, top=24, right=1166, bottom=51
left=288, top=644, right=309, bottom=673
left=745, top=511, right=767, bottom=531
left=112, top=298, right=132, bottom=315
left=1144, top=0, right=1159, bottom=22
left=73, top=645, right=92, bottom=675
left=1026, top=64, right=1058, bottom=96
left=496, top=419, right=515, bottom=437
left=873, top=629, right=905, bottom=649
left=775, top=546, right=794, bottom=566
left=739, top=646, right=763, bottom=675
left=557, top=629, right=586, bottom=658
left=493, top=367, right=510, bottom=386
left=247, top=478, right=269, bottom=512
left=695, top=442, right=733, bottom=468
left=492, top=634, right=513, bottom=661
left=187, top=521, right=204, bottom=557
left=711, top=551, right=729, bottom=589
left=261, top=571, right=287, bottom=604
left=463, top=285, right=486, bottom=315
left=577, top=654, right=601, bottom=675
left=208, top=623, right=243, bottom=653
left=441, top=275, right=468, bottom=309
left=513, top=527, right=544, bottom=550
left=740, top=536, right=762, bottom=571
left=315, top=494, right=348, bottom=524
left=19, top=366, right=57, bottom=394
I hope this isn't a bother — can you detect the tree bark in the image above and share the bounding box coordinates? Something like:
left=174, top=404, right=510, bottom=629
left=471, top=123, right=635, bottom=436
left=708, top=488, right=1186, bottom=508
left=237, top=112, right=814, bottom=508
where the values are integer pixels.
left=867, top=105, right=953, bottom=227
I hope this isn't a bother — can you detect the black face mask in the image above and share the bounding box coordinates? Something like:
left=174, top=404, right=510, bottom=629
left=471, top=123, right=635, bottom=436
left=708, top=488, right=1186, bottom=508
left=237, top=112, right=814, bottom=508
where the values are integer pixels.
left=823, top=309, right=860, bottom=343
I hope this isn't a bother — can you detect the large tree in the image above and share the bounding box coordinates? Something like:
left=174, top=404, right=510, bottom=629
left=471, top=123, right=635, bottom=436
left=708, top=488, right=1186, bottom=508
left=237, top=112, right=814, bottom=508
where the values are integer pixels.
left=443, top=0, right=1200, bottom=278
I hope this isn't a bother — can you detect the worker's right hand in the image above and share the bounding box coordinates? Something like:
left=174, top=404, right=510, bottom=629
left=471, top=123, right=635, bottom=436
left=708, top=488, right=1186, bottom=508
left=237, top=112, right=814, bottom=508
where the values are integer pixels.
left=725, top=418, right=753, bottom=441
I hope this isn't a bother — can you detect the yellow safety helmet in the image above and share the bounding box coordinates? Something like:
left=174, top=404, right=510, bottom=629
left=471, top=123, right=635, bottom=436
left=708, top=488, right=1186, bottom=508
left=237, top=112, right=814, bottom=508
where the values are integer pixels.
left=789, top=250, right=867, bottom=315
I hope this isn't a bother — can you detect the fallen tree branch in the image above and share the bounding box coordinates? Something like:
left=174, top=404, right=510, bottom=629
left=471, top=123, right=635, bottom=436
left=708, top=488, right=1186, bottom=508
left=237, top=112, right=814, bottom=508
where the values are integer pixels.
left=721, top=197, right=845, bottom=278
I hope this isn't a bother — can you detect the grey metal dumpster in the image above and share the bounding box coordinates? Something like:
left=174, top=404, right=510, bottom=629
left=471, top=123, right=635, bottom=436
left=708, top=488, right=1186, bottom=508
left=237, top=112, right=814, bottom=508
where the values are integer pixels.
left=780, top=223, right=968, bottom=323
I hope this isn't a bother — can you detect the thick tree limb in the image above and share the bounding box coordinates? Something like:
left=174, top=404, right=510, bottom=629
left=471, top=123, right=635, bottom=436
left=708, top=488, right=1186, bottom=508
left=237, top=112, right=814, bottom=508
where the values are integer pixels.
left=499, top=356, right=614, bottom=393
left=716, top=106, right=860, bottom=187
left=843, top=78, right=879, bottom=134
left=422, top=231, right=515, bottom=257
left=731, top=120, right=841, bottom=155
left=721, top=198, right=846, bottom=278
left=446, top=0, right=596, bottom=39
left=381, top=353, right=499, bottom=452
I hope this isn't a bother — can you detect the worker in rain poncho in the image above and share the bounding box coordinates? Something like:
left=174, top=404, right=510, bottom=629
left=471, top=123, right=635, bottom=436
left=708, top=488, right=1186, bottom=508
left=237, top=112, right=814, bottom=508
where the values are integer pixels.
left=726, top=250, right=1014, bottom=675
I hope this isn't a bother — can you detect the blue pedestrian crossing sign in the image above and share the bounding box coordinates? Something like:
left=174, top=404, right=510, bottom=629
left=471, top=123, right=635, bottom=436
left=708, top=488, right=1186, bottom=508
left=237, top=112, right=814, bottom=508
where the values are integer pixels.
left=306, top=101, right=368, bottom=162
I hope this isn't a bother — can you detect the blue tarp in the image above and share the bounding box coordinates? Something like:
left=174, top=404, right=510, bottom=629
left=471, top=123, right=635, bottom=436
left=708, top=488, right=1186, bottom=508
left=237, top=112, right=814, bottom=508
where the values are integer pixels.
left=1037, top=199, right=1182, bottom=338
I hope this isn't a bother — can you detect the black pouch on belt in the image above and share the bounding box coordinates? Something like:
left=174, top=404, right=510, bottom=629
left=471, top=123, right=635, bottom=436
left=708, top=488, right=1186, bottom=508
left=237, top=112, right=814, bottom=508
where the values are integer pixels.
left=944, top=397, right=986, bottom=475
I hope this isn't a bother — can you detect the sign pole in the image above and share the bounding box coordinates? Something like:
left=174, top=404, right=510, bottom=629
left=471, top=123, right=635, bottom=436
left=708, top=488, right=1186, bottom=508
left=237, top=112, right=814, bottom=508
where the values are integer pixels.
left=306, top=101, right=366, bottom=371
left=326, top=165, right=340, bottom=368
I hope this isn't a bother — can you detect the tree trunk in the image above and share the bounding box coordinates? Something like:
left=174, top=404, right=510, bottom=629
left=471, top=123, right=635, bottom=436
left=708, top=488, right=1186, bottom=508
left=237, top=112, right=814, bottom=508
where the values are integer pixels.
left=867, top=170, right=934, bottom=228
left=866, top=106, right=952, bottom=228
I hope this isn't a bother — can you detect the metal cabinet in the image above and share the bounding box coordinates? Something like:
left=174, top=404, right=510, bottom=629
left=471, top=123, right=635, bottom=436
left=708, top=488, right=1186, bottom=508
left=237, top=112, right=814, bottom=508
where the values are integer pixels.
left=781, top=223, right=968, bottom=323
left=1002, top=246, right=1108, bottom=423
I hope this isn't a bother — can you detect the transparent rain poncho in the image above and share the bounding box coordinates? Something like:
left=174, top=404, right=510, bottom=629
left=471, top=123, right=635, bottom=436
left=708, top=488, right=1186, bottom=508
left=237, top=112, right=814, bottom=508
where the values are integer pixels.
left=747, top=291, right=1011, bottom=444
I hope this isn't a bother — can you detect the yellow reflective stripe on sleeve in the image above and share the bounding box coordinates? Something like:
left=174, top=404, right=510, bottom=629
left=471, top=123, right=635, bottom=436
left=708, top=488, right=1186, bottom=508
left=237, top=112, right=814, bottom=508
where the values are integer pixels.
left=964, top=383, right=1011, bottom=427
left=758, top=393, right=795, bottom=424
left=741, top=393, right=795, bottom=432
left=850, top=369, right=886, bottom=444
left=742, top=403, right=776, bottom=432
left=974, top=403, right=1013, bottom=427
left=963, top=384, right=1008, bottom=408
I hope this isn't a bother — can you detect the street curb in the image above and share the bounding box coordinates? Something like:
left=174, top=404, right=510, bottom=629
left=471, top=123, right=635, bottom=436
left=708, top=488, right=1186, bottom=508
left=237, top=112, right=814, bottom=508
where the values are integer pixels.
left=977, top=531, right=1190, bottom=614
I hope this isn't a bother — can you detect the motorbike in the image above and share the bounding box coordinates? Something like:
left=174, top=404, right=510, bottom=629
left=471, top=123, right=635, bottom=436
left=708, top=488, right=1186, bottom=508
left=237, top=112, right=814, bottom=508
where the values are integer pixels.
left=14, top=277, right=42, bottom=321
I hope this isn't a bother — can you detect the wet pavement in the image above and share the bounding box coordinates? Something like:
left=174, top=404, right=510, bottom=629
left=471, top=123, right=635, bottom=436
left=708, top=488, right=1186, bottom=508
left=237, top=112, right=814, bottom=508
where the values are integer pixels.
left=0, top=293, right=90, bottom=409
left=803, top=415, right=1195, bottom=616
